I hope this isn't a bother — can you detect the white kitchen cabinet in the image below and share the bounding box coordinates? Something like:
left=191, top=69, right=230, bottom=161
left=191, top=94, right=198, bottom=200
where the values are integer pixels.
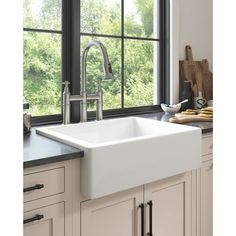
left=201, top=134, right=213, bottom=158
left=145, top=172, right=192, bottom=236
left=80, top=186, right=143, bottom=236
left=192, top=134, right=213, bottom=236
left=200, top=159, right=213, bottom=236
left=24, top=202, right=64, bottom=236
left=24, top=167, right=65, bottom=203
left=23, top=161, right=73, bottom=236
left=199, top=134, right=213, bottom=236
left=80, top=172, right=191, bottom=236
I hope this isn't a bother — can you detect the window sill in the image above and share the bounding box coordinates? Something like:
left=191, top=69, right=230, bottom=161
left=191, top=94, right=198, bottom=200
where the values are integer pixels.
left=32, top=105, right=163, bottom=127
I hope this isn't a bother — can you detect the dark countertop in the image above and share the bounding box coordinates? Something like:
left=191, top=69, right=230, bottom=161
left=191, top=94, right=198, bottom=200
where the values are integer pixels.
left=139, top=112, right=213, bottom=134
left=23, top=112, right=212, bottom=169
left=23, top=128, right=84, bottom=169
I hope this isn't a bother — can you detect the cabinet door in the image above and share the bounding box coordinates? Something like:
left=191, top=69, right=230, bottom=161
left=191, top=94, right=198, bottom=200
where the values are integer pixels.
left=200, top=160, right=213, bottom=236
left=81, top=186, right=143, bottom=236
left=24, top=202, right=64, bottom=236
left=145, top=172, right=192, bottom=236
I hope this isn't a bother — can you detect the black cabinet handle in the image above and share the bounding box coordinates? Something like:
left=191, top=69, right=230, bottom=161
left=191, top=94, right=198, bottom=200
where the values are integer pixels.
left=147, top=200, right=153, bottom=236
left=23, top=184, right=44, bottom=192
left=23, top=214, right=44, bottom=224
left=139, top=203, right=145, bottom=236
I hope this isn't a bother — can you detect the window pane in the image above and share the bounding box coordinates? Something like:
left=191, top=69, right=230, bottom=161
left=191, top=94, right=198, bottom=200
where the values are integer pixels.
left=81, top=36, right=121, bottom=110
left=124, top=0, right=159, bottom=38
left=81, top=0, right=121, bottom=35
left=23, top=32, right=61, bottom=116
left=124, top=39, right=159, bottom=107
left=23, top=0, right=61, bottom=30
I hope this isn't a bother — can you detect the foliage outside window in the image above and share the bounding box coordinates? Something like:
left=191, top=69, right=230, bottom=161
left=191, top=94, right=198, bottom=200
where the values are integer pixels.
left=23, top=0, right=161, bottom=117
left=23, top=0, right=62, bottom=116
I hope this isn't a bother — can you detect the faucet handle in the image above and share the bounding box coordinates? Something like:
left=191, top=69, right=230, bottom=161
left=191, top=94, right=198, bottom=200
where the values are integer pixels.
left=62, top=81, right=70, bottom=86
left=62, top=81, right=70, bottom=93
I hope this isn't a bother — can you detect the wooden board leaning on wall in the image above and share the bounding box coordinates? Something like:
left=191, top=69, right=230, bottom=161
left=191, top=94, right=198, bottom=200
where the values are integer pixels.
left=179, top=45, right=213, bottom=101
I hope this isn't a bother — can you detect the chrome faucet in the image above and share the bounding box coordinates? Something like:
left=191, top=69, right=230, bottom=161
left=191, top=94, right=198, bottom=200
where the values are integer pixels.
left=62, top=40, right=113, bottom=124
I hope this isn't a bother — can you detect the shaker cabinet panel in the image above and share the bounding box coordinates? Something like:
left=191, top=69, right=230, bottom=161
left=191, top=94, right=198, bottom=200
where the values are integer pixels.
left=145, top=172, right=192, bottom=236
left=201, top=135, right=213, bottom=157
left=24, top=167, right=65, bottom=203
left=151, top=183, right=184, bottom=236
left=24, top=202, right=65, bottom=236
left=200, top=160, right=213, bottom=236
left=81, top=186, right=143, bottom=236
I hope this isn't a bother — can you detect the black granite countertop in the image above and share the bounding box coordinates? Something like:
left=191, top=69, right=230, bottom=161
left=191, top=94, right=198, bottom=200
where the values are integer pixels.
left=23, top=111, right=212, bottom=169
left=23, top=128, right=84, bottom=168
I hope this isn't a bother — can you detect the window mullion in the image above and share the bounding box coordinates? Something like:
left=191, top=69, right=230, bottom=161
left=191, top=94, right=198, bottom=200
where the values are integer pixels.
left=23, top=28, right=62, bottom=34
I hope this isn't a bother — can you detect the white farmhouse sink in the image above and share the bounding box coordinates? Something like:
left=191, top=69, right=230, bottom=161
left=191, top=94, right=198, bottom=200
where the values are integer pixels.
left=36, top=117, right=201, bottom=199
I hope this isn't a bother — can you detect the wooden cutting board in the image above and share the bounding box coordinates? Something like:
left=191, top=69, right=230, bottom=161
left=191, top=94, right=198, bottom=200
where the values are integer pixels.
left=179, top=45, right=213, bottom=99
left=169, top=113, right=213, bottom=124
left=179, top=46, right=202, bottom=96
left=195, top=69, right=204, bottom=96
left=202, top=59, right=213, bottom=101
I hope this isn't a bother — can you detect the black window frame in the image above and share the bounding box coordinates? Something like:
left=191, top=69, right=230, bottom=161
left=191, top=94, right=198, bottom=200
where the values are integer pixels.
left=26, top=0, right=170, bottom=126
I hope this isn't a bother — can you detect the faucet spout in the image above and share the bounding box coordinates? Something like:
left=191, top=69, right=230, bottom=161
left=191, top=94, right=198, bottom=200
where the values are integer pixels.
left=81, top=40, right=113, bottom=93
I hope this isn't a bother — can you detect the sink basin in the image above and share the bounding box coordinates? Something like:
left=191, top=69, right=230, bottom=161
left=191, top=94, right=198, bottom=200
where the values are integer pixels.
left=36, top=117, right=201, bottom=199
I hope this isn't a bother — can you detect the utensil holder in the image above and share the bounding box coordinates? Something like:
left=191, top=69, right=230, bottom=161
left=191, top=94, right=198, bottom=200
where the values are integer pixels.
left=180, top=81, right=193, bottom=110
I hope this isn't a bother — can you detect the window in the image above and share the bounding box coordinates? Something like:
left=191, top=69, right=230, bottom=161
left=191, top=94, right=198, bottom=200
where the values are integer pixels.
left=23, top=0, right=169, bottom=124
left=23, top=0, right=63, bottom=117
left=80, top=0, right=161, bottom=111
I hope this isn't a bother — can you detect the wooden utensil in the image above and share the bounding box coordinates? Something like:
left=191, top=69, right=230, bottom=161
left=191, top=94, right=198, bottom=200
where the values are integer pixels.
left=192, top=83, right=198, bottom=97
left=185, top=45, right=193, bottom=61
left=202, top=59, right=213, bottom=101
left=179, top=45, right=202, bottom=93
left=195, top=70, right=203, bottom=95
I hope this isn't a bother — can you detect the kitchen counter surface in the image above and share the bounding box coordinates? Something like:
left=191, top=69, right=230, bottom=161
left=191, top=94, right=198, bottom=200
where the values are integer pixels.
left=23, top=128, right=84, bottom=169
left=23, top=111, right=213, bottom=169
left=139, top=112, right=213, bottom=134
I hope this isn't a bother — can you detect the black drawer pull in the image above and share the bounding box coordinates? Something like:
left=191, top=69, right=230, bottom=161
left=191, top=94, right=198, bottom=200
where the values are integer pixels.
left=23, top=184, right=44, bottom=192
left=139, top=203, right=145, bottom=236
left=147, top=200, right=153, bottom=236
left=23, top=214, right=44, bottom=224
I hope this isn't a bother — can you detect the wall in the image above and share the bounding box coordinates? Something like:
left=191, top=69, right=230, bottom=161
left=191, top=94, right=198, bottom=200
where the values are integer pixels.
left=179, top=0, right=213, bottom=70
left=170, top=0, right=213, bottom=103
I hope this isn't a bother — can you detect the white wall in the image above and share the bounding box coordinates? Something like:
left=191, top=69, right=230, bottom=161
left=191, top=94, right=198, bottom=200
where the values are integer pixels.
left=179, top=0, right=213, bottom=70
left=171, top=0, right=213, bottom=103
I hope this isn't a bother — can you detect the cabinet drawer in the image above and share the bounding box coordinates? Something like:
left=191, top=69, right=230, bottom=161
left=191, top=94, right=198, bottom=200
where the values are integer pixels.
left=24, top=167, right=65, bottom=203
left=202, top=135, right=213, bottom=156
left=23, top=202, right=64, bottom=236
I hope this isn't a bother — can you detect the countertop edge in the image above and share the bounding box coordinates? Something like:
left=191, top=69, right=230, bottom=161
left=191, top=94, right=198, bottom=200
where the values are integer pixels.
left=24, top=151, right=84, bottom=169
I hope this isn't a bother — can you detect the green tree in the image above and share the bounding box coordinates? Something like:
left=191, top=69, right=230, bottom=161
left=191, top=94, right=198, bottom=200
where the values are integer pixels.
left=23, top=32, right=61, bottom=115
left=135, top=0, right=154, bottom=37
left=23, top=0, right=61, bottom=115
